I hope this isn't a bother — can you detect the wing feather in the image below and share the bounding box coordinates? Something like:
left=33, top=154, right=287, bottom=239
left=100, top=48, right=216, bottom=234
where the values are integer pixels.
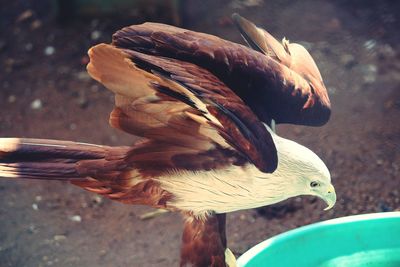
left=87, top=44, right=278, bottom=174
left=112, top=21, right=331, bottom=126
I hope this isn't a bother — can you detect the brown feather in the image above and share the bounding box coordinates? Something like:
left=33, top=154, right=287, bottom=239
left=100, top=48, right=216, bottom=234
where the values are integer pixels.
left=126, top=49, right=277, bottom=172
left=0, top=138, right=173, bottom=209
left=181, top=214, right=227, bottom=267
left=232, top=13, right=289, bottom=62
left=0, top=138, right=121, bottom=179
left=112, top=21, right=331, bottom=126
left=87, top=43, right=278, bottom=173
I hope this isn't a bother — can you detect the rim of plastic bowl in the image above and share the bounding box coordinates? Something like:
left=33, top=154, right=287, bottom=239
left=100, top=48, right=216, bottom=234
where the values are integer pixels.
left=237, top=212, right=400, bottom=267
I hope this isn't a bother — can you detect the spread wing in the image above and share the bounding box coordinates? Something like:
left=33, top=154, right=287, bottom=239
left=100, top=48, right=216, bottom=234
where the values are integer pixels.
left=87, top=44, right=277, bottom=175
left=112, top=19, right=331, bottom=126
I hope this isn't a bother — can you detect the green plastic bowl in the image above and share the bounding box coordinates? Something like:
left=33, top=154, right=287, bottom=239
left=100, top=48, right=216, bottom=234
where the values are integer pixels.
left=237, top=212, right=400, bottom=267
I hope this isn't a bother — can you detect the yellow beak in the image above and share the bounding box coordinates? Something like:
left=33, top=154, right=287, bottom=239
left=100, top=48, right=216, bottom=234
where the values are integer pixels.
left=323, top=184, right=336, bottom=211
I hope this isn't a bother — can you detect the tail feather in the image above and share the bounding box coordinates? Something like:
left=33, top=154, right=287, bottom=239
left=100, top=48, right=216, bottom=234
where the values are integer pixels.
left=0, top=138, right=175, bottom=208
left=0, top=162, right=80, bottom=179
left=0, top=138, right=130, bottom=180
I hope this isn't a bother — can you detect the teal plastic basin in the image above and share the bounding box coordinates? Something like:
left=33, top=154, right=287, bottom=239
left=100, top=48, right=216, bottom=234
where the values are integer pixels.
left=237, top=212, right=400, bottom=267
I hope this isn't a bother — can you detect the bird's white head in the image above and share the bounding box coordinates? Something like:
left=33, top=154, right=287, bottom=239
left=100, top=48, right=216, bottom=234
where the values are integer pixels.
left=266, top=126, right=336, bottom=210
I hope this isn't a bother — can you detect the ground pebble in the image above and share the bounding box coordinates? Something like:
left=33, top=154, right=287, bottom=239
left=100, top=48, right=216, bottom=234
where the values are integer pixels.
left=69, top=123, right=77, bottom=131
left=328, top=87, right=337, bottom=95
left=364, top=39, right=376, bottom=50
left=91, top=30, right=101, bottom=40
left=30, top=99, right=42, bottom=109
left=8, top=95, right=16, bottom=103
left=17, top=10, right=33, bottom=22
left=53, top=235, right=66, bottom=241
left=44, top=46, right=55, bottom=56
left=76, top=71, right=90, bottom=81
left=28, top=224, right=37, bottom=234
left=92, top=195, right=102, bottom=204
left=69, top=215, right=82, bottom=222
left=360, top=64, right=377, bottom=84
left=340, top=54, right=356, bottom=68
left=31, top=19, right=42, bottom=30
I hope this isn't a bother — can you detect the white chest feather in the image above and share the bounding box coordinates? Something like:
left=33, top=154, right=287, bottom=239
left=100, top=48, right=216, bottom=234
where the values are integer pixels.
left=156, top=125, right=330, bottom=217
left=158, top=165, right=295, bottom=216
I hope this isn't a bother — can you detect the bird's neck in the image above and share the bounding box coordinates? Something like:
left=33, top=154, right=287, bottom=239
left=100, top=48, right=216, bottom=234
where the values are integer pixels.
left=236, top=130, right=312, bottom=208
left=241, top=159, right=305, bottom=209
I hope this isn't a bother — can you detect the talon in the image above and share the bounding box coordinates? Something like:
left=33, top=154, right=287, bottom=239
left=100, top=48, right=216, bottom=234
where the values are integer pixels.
left=271, top=119, right=276, bottom=133
left=225, top=248, right=238, bottom=267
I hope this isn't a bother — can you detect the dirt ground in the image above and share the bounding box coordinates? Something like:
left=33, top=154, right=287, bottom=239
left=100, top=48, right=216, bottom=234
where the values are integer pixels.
left=0, top=0, right=399, bottom=266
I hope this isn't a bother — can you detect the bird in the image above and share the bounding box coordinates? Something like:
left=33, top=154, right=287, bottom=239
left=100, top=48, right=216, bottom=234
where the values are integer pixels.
left=0, top=14, right=334, bottom=267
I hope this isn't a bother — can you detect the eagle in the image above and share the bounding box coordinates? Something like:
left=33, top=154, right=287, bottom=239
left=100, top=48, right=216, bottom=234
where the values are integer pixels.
left=0, top=14, right=335, bottom=267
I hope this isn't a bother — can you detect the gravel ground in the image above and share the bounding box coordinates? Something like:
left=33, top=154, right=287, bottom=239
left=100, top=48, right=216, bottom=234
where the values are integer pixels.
left=0, top=0, right=399, bottom=266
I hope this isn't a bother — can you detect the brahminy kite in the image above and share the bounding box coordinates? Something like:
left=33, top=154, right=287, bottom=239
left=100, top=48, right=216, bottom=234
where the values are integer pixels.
left=0, top=14, right=335, bottom=267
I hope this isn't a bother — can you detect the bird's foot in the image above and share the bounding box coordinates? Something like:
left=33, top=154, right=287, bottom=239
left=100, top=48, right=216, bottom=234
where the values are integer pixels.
left=139, top=209, right=169, bottom=220
left=225, top=248, right=238, bottom=267
left=271, top=118, right=276, bottom=133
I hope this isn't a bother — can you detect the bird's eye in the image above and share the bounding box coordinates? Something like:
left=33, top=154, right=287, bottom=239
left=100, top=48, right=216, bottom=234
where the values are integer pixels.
left=310, top=181, right=320, bottom=188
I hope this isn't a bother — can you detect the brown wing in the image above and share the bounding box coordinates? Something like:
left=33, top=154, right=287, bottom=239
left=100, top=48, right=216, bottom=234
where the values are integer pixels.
left=231, top=14, right=330, bottom=113
left=87, top=44, right=277, bottom=174
left=112, top=19, right=331, bottom=126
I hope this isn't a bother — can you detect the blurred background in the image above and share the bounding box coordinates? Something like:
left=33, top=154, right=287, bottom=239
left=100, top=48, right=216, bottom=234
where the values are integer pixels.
left=0, top=0, right=399, bottom=266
